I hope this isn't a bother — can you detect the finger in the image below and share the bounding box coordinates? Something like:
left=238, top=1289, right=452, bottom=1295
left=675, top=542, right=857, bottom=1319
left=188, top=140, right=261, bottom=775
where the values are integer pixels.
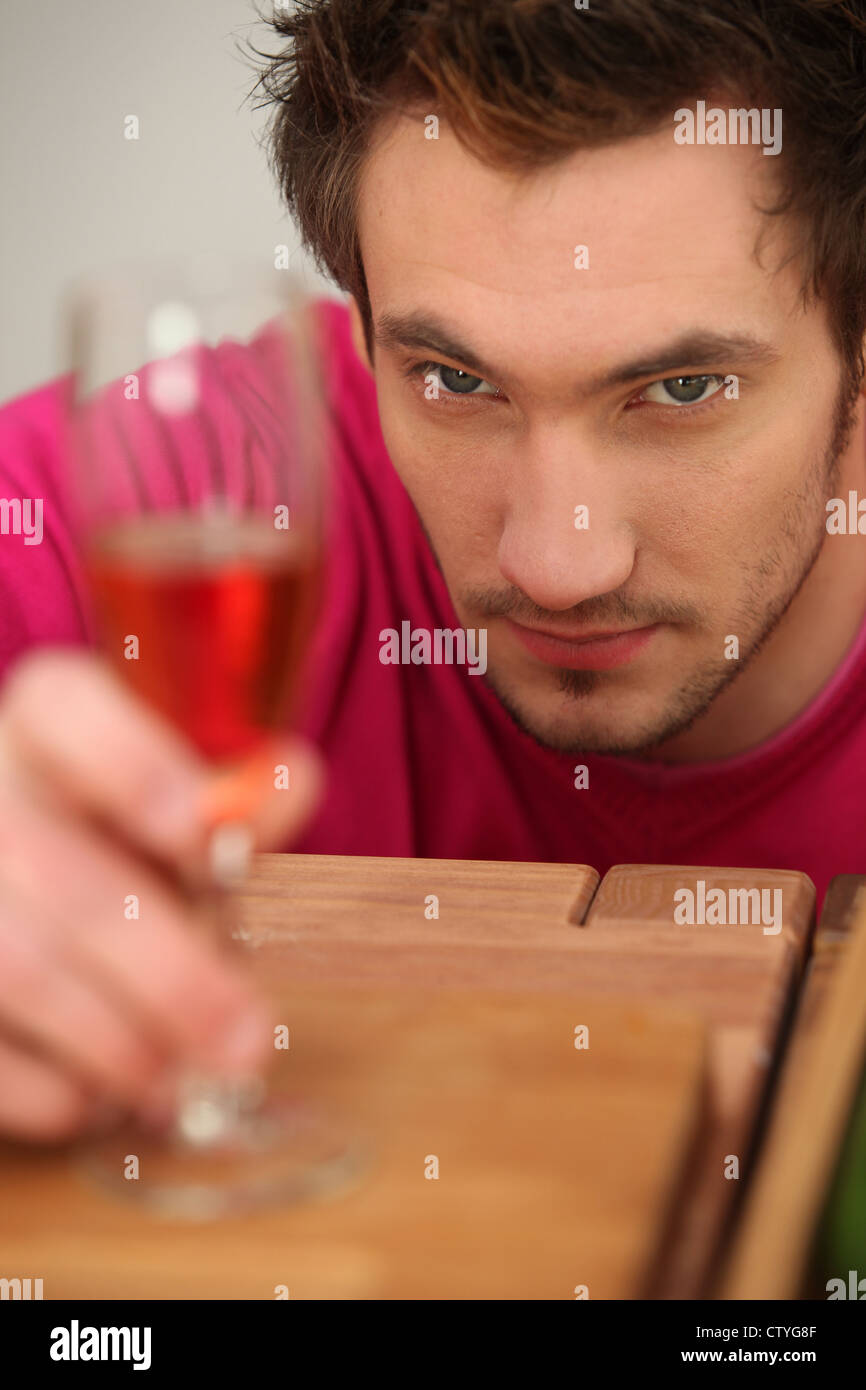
left=0, top=1030, right=94, bottom=1142
left=0, top=795, right=270, bottom=1076
left=0, top=893, right=169, bottom=1107
left=0, top=649, right=208, bottom=870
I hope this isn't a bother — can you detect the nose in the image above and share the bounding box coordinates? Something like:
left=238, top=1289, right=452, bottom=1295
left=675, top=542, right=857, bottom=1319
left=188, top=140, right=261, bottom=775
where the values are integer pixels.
left=497, top=424, right=636, bottom=612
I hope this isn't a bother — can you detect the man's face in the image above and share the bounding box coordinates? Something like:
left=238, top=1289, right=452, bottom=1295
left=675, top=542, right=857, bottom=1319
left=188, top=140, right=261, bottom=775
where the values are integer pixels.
left=353, top=114, right=850, bottom=755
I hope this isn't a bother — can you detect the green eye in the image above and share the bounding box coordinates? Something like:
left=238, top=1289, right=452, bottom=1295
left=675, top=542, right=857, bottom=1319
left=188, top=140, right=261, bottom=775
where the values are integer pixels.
left=643, top=375, right=723, bottom=406
left=425, top=363, right=498, bottom=396
left=440, top=365, right=482, bottom=393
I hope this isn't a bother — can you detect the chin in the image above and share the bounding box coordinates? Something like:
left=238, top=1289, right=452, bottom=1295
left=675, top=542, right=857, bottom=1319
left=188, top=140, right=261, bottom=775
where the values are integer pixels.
left=528, top=719, right=654, bottom=757
left=487, top=645, right=732, bottom=756
left=489, top=683, right=664, bottom=756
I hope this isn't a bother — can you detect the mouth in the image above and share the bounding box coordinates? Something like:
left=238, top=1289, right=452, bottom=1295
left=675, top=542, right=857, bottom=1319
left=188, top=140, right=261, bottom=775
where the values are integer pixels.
left=504, top=618, right=661, bottom=670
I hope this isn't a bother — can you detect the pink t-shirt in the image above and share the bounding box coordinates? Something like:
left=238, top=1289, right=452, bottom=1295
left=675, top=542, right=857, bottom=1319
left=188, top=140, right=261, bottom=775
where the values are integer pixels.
left=0, top=298, right=863, bottom=912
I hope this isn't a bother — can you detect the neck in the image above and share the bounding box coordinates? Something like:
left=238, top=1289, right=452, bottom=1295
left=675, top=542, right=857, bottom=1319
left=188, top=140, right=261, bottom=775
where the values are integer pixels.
left=645, top=405, right=866, bottom=763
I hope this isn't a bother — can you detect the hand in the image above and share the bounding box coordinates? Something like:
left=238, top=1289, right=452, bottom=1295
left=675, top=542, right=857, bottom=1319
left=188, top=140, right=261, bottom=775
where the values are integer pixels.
left=0, top=649, right=323, bottom=1141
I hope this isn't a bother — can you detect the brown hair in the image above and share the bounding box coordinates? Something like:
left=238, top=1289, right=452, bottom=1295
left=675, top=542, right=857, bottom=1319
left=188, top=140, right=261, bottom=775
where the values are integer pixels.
left=251, top=0, right=866, bottom=387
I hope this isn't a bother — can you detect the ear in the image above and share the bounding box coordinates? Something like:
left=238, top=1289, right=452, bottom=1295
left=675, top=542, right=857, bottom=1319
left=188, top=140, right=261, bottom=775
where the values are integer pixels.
left=347, top=295, right=374, bottom=374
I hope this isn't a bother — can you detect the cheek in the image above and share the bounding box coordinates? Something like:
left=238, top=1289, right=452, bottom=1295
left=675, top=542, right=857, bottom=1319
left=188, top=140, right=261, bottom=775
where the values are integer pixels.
left=627, top=452, right=779, bottom=594
left=642, top=442, right=821, bottom=602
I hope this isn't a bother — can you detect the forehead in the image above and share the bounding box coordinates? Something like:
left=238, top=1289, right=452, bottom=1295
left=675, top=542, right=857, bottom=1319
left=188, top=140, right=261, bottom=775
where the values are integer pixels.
left=356, top=113, right=800, bottom=376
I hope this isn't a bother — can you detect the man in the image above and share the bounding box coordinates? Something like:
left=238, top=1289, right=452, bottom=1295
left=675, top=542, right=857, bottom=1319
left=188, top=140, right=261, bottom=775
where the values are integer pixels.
left=0, top=0, right=865, bottom=1140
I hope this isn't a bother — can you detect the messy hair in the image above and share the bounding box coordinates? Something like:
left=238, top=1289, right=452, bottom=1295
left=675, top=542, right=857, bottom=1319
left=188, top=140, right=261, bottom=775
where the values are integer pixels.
left=252, top=0, right=866, bottom=387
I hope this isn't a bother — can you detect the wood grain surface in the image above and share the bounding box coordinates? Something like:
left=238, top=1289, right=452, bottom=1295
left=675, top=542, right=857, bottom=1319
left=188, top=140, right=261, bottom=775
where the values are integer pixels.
left=0, top=984, right=705, bottom=1300
left=0, top=854, right=821, bottom=1300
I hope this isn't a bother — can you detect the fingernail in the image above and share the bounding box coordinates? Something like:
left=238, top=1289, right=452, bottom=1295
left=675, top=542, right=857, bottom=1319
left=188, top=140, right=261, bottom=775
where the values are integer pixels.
left=208, top=822, right=254, bottom=889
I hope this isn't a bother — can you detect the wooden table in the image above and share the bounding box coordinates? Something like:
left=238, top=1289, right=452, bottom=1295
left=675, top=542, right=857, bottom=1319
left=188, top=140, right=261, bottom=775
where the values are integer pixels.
left=0, top=853, right=853, bottom=1300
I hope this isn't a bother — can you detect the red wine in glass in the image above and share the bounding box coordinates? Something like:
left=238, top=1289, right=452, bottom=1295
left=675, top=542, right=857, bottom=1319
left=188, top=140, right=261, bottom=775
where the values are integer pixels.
left=87, top=512, right=321, bottom=762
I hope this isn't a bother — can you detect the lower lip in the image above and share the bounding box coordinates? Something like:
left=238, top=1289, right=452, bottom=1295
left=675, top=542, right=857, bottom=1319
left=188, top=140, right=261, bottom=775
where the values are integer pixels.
left=506, top=620, right=659, bottom=670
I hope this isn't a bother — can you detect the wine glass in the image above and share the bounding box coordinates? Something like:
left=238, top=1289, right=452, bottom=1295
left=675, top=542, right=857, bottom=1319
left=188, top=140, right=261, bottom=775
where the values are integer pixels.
left=62, top=256, right=359, bottom=1218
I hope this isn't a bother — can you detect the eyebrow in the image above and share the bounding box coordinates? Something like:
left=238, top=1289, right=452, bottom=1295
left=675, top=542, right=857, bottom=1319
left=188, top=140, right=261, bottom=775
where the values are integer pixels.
left=374, top=310, right=782, bottom=392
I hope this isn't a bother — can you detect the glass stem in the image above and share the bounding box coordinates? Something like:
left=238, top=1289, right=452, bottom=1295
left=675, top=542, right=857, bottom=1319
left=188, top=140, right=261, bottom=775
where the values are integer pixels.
left=168, top=820, right=261, bottom=1147
left=172, top=1072, right=266, bottom=1148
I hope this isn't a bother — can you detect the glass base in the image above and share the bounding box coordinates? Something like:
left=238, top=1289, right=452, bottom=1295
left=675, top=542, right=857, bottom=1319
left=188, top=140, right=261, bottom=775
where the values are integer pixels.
left=75, top=1091, right=364, bottom=1220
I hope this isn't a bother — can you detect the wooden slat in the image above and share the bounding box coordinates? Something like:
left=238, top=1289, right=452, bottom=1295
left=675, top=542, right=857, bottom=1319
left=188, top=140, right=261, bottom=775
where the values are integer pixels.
left=720, top=879, right=866, bottom=1298
left=583, top=864, right=816, bottom=1298
left=0, top=984, right=705, bottom=1300
left=239, top=858, right=807, bottom=1021
left=786, top=875, right=866, bottom=1042
left=586, top=863, right=814, bottom=951
left=241, top=853, right=599, bottom=945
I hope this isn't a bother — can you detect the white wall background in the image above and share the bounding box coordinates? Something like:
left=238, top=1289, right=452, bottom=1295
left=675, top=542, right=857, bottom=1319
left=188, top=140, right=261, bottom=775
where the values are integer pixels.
left=0, top=0, right=340, bottom=402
